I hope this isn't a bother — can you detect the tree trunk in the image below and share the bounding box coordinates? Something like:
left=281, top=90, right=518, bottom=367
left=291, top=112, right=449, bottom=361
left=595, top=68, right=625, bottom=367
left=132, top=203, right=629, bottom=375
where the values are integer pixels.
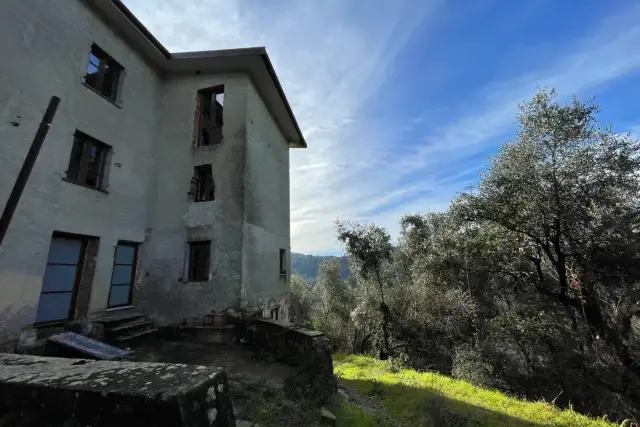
left=373, top=267, right=391, bottom=359
left=360, top=333, right=372, bottom=354
left=379, top=302, right=391, bottom=360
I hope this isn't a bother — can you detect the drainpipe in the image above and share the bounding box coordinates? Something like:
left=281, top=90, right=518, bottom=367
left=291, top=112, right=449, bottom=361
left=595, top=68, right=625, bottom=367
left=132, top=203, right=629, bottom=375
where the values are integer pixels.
left=0, top=96, right=60, bottom=246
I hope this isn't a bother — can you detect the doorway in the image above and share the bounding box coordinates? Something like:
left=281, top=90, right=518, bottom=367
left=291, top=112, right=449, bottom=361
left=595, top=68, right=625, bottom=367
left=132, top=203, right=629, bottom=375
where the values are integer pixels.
left=35, top=234, right=87, bottom=324
left=107, top=241, right=138, bottom=308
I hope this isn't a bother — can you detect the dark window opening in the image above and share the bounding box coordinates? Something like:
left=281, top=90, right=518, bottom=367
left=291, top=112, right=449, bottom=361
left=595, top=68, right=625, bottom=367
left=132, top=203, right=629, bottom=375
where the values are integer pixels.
left=66, top=131, right=110, bottom=190
left=84, top=44, right=124, bottom=102
left=188, top=241, right=211, bottom=282
left=279, top=249, right=287, bottom=276
left=189, top=164, right=215, bottom=202
left=271, top=307, right=279, bottom=320
left=193, top=86, right=224, bottom=147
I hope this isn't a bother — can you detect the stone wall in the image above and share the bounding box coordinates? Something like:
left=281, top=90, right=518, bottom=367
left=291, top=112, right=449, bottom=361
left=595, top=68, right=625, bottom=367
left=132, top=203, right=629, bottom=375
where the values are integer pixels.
left=0, top=354, right=235, bottom=426
left=250, top=319, right=335, bottom=403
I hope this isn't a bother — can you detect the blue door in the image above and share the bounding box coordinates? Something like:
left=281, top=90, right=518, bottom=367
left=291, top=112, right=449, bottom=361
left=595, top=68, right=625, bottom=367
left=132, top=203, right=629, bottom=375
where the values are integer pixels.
left=35, top=236, right=85, bottom=324
left=107, top=242, right=138, bottom=307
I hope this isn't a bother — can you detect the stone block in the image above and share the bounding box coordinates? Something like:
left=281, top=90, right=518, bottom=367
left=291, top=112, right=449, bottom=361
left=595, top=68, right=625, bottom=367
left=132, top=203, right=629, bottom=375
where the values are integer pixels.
left=17, top=327, right=37, bottom=350
left=320, top=407, right=336, bottom=426
left=0, top=354, right=235, bottom=426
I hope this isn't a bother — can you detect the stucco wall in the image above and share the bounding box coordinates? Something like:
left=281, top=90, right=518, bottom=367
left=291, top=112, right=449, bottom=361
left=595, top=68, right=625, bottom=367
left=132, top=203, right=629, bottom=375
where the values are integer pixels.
left=134, top=73, right=249, bottom=323
left=0, top=0, right=296, bottom=345
left=242, top=81, right=291, bottom=314
left=0, top=0, right=161, bottom=342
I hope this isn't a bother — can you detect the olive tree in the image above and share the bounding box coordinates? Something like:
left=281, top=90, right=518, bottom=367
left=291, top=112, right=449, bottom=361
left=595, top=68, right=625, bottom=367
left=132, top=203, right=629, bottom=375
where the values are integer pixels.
left=337, top=220, right=393, bottom=359
left=458, top=89, right=640, bottom=355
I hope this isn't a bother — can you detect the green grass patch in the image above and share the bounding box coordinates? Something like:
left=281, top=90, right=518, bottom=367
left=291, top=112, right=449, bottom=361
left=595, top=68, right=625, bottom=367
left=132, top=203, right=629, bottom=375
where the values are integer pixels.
left=332, top=396, right=382, bottom=427
left=334, top=354, right=617, bottom=427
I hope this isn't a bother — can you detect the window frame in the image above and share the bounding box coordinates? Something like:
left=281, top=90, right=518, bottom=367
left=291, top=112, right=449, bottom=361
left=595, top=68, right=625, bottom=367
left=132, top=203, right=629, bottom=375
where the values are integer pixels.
left=84, top=43, right=124, bottom=104
left=64, top=131, right=111, bottom=192
left=187, top=240, right=211, bottom=282
left=106, top=241, right=139, bottom=308
left=34, top=232, right=89, bottom=327
left=279, top=248, right=287, bottom=276
left=191, top=164, right=215, bottom=202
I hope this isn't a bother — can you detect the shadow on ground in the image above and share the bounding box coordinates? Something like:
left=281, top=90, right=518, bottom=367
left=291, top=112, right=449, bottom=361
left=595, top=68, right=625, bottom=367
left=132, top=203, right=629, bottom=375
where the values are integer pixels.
left=129, top=340, right=295, bottom=387
left=128, top=339, right=324, bottom=426
left=339, top=377, right=546, bottom=427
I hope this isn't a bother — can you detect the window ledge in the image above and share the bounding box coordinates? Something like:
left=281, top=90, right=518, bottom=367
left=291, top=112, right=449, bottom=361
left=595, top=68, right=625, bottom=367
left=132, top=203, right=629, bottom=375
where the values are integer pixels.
left=62, top=177, right=109, bottom=194
left=184, top=280, right=210, bottom=285
left=82, top=82, right=122, bottom=109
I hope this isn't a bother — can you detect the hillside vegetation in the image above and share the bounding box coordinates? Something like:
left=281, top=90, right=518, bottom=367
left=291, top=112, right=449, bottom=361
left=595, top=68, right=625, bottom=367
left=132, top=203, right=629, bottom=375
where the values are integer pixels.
left=334, top=354, right=617, bottom=427
left=289, top=89, right=640, bottom=424
left=291, top=252, right=349, bottom=281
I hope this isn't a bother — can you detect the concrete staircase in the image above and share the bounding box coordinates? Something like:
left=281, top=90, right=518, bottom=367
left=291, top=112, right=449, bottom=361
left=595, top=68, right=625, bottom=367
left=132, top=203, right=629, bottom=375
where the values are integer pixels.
left=94, top=313, right=158, bottom=345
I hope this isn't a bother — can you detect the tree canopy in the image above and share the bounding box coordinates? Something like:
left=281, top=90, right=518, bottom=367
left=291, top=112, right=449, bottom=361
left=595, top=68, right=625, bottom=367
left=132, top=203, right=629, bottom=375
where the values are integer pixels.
left=290, top=89, right=640, bottom=421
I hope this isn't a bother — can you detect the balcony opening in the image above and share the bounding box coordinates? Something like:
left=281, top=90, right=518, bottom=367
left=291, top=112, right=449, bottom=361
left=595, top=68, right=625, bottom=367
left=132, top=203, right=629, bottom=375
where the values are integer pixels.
left=189, top=164, right=214, bottom=202
left=193, top=85, right=224, bottom=147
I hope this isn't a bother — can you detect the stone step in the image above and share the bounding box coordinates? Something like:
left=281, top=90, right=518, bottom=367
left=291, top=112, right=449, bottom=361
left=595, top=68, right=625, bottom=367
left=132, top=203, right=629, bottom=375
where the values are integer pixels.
left=108, top=319, right=154, bottom=334
left=94, top=313, right=145, bottom=328
left=179, top=325, right=235, bottom=330
left=116, top=327, right=159, bottom=342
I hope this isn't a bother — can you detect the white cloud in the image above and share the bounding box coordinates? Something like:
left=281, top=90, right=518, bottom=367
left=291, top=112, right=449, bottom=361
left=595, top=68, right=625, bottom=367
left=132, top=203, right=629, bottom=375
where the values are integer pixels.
left=123, top=1, right=640, bottom=254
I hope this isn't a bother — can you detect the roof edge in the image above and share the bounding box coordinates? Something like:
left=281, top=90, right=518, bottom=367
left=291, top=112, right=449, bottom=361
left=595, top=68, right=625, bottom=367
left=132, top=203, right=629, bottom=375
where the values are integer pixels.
left=259, top=53, right=307, bottom=148
left=108, top=0, right=306, bottom=148
left=171, top=47, right=267, bottom=60
left=110, top=0, right=170, bottom=59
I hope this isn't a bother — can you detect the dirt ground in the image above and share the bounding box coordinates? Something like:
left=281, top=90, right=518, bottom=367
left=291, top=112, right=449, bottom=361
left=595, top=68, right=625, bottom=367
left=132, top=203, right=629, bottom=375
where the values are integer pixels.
left=129, top=339, right=295, bottom=388
left=127, top=338, right=326, bottom=426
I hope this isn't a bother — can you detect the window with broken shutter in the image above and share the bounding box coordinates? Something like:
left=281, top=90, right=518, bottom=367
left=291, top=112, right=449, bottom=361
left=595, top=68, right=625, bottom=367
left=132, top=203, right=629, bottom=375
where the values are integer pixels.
left=65, top=131, right=111, bottom=191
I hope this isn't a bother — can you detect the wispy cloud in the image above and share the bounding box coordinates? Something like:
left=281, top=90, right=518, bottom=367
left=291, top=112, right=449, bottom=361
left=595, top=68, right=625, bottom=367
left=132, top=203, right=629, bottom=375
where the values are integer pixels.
left=123, top=0, right=640, bottom=254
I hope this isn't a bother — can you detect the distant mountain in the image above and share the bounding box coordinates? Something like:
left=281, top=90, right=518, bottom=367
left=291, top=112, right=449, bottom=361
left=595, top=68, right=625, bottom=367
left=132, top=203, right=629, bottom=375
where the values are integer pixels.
left=291, top=252, right=350, bottom=282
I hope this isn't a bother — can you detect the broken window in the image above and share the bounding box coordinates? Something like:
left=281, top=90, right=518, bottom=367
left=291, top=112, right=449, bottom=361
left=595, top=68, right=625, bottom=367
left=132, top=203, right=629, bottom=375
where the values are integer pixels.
left=193, top=86, right=224, bottom=147
left=84, top=44, right=124, bottom=102
left=188, top=241, right=211, bottom=282
left=189, top=164, right=215, bottom=202
left=65, top=131, right=111, bottom=190
left=279, top=249, right=287, bottom=276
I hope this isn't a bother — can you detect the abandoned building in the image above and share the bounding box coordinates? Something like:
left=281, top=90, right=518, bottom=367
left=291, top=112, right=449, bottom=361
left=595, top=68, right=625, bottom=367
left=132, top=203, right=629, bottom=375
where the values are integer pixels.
left=0, top=0, right=306, bottom=351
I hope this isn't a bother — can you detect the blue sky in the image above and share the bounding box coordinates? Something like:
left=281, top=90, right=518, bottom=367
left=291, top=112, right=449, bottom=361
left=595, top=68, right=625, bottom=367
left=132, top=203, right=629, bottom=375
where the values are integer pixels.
left=123, top=0, right=640, bottom=255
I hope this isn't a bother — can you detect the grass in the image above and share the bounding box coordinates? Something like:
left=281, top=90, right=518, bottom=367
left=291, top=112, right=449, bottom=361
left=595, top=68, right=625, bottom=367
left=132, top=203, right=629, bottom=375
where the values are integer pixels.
left=231, top=377, right=380, bottom=427
left=334, top=354, right=618, bottom=427
left=332, top=397, right=382, bottom=427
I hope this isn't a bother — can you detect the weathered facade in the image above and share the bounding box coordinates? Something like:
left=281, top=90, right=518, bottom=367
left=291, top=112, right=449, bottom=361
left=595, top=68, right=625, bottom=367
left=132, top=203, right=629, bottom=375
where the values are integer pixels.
left=0, top=0, right=305, bottom=350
